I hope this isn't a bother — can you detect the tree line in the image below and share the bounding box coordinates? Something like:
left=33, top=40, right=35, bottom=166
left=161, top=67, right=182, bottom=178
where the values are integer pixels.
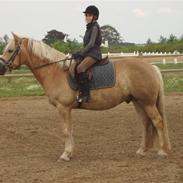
left=0, top=25, right=182, bottom=54
left=102, top=34, right=183, bottom=53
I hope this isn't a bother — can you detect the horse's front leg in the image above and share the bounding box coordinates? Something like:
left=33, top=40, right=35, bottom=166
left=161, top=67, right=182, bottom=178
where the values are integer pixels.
left=57, top=105, right=74, bottom=161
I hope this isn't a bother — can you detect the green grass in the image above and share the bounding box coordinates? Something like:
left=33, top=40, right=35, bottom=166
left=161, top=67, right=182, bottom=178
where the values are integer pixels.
left=11, top=67, right=31, bottom=74
left=163, top=74, right=183, bottom=92
left=0, top=77, right=44, bottom=97
left=155, top=63, right=183, bottom=70
left=0, top=74, right=182, bottom=97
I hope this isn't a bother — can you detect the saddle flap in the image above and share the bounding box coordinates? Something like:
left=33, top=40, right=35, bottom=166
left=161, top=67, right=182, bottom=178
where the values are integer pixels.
left=68, top=62, right=116, bottom=90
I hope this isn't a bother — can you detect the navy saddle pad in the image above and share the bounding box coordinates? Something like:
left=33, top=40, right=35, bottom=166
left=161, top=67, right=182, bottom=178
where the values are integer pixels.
left=68, top=62, right=116, bottom=90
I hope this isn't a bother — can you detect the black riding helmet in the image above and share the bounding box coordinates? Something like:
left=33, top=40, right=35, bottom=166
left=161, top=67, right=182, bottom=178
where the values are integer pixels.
left=83, top=5, right=99, bottom=20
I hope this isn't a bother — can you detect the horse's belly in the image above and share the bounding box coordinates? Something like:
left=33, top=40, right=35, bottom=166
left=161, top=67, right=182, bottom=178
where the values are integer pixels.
left=80, top=87, right=126, bottom=110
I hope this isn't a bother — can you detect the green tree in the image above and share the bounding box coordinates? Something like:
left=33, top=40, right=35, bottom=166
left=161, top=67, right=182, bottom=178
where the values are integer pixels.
left=0, top=36, right=6, bottom=54
left=167, top=34, right=177, bottom=42
left=3, top=34, right=9, bottom=44
left=42, top=30, right=66, bottom=44
left=146, top=38, right=153, bottom=45
left=50, top=40, right=81, bottom=54
left=179, top=35, right=183, bottom=41
left=101, top=25, right=123, bottom=46
left=159, top=35, right=167, bottom=43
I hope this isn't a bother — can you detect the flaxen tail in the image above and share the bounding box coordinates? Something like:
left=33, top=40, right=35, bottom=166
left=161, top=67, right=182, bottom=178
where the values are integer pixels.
left=153, top=65, right=171, bottom=150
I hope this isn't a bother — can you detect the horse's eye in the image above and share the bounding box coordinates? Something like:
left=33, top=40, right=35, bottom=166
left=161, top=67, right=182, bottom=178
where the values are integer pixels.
left=8, top=49, right=13, bottom=53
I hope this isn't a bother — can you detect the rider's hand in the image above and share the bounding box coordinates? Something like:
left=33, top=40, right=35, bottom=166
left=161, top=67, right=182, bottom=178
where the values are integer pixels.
left=72, top=52, right=82, bottom=60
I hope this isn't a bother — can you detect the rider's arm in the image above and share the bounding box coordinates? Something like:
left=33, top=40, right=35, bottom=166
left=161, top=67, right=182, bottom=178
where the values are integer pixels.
left=80, top=25, right=98, bottom=56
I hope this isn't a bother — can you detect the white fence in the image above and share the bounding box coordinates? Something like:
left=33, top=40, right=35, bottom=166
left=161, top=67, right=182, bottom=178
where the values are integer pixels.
left=101, top=52, right=183, bottom=65
left=103, top=51, right=182, bottom=57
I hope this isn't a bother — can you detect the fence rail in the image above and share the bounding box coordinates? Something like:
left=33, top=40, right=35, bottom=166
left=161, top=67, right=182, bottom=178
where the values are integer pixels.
left=103, top=52, right=183, bottom=57
left=103, top=53, right=183, bottom=65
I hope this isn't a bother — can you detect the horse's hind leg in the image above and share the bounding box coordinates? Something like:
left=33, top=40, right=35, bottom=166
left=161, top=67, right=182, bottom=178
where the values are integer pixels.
left=133, top=101, right=154, bottom=156
left=144, top=105, right=167, bottom=157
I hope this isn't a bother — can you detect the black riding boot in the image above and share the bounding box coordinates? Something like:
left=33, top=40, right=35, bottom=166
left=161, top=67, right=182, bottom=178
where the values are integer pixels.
left=77, top=72, right=90, bottom=103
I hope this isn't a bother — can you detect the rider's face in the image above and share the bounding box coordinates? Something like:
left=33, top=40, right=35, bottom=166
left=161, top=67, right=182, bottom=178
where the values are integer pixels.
left=85, top=13, right=93, bottom=24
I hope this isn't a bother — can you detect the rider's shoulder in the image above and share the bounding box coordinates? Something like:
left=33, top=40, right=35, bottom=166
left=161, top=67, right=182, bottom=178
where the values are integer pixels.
left=92, top=21, right=100, bottom=30
left=93, top=21, right=99, bottom=26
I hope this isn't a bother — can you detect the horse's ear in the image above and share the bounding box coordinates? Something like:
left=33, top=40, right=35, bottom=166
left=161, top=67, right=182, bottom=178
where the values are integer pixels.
left=11, top=32, right=21, bottom=44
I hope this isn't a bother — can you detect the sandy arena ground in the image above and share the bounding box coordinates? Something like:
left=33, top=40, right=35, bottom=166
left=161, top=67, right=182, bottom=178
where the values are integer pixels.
left=0, top=94, right=182, bottom=183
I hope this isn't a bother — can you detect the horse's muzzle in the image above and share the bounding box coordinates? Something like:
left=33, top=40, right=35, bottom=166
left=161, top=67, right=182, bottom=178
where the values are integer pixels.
left=0, top=59, right=7, bottom=75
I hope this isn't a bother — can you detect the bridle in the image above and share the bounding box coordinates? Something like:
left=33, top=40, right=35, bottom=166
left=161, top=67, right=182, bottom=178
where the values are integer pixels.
left=0, top=42, right=73, bottom=71
left=0, top=44, right=21, bottom=71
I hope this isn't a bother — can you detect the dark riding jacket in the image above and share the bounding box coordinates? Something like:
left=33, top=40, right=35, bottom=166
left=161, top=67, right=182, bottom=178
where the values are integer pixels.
left=80, top=21, right=102, bottom=61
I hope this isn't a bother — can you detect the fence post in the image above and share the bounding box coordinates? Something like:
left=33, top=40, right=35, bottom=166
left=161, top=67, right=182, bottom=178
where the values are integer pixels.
left=163, top=58, right=166, bottom=65
left=174, top=58, right=178, bottom=64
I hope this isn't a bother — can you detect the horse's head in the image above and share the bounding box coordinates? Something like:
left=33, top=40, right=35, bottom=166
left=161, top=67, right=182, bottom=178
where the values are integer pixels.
left=0, top=33, right=28, bottom=75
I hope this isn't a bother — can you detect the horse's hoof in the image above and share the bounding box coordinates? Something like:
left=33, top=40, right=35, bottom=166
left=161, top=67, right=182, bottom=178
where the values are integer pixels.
left=58, top=152, right=72, bottom=162
left=136, top=148, right=146, bottom=156
left=157, top=150, right=168, bottom=158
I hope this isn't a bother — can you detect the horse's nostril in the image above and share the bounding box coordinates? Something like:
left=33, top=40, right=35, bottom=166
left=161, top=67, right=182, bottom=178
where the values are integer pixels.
left=0, top=60, right=7, bottom=75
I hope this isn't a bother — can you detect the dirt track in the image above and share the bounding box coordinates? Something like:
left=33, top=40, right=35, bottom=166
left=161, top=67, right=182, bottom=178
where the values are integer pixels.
left=0, top=95, right=182, bottom=183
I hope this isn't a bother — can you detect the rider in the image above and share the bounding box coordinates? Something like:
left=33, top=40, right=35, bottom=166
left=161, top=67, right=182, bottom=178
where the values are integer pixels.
left=72, top=5, right=102, bottom=103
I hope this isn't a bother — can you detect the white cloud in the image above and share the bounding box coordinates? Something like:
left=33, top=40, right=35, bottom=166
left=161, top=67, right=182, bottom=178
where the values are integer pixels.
left=158, top=7, right=172, bottom=14
left=133, top=8, right=145, bottom=17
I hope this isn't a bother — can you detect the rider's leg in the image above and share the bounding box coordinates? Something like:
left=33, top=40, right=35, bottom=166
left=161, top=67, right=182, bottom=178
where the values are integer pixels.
left=76, top=56, right=97, bottom=103
left=77, top=72, right=90, bottom=103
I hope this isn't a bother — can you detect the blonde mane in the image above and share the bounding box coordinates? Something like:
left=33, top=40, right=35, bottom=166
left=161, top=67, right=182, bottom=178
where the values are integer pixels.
left=28, top=39, right=67, bottom=64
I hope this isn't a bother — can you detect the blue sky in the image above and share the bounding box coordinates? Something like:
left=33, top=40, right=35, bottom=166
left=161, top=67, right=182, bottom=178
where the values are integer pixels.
left=0, top=0, right=183, bottom=43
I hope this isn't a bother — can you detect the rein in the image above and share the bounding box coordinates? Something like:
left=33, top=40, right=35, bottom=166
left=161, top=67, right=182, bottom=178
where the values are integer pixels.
left=32, top=57, right=73, bottom=70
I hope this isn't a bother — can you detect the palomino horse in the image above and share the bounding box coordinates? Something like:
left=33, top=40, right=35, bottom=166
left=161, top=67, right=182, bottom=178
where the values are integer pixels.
left=0, top=33, right=171, bottom=161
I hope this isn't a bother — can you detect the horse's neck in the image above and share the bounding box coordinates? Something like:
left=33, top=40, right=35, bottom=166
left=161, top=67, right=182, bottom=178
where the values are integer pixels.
left=27, top=55, right=68, bottom=90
